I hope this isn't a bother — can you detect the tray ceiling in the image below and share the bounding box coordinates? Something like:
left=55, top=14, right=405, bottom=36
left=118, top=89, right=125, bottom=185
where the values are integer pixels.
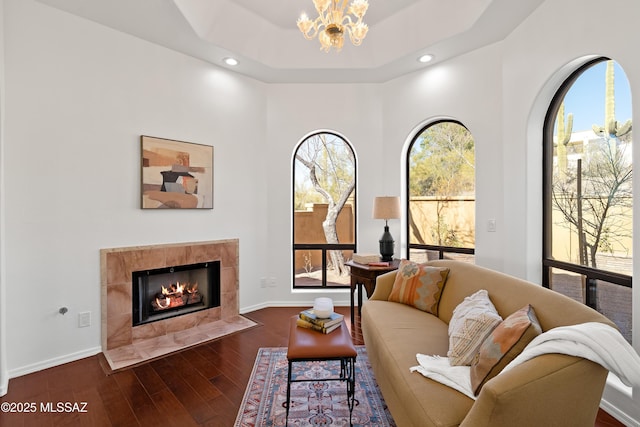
left=35, top=0, right=544, bottom=83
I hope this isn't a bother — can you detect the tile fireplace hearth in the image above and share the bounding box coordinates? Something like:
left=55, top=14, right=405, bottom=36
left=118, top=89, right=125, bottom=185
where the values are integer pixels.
left=100, top=239, right=255, bottom=370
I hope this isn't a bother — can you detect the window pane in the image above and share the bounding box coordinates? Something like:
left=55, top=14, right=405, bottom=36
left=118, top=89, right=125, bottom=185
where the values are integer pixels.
left=325, top=250, right=352, bottom=287
left=293, top=132, right=356, bottom=288
left=408, top=248, right=438, bottom=263
left=548, top=267, right=584, bottom=303
left=408, top=248, right=475, bottom=264
left=548, top=267, right=631, bottom=344
left=550, top=60, right=633, bottom=276
left=293, top=203, right=355, bottom=244
left=293, top=249, right=323, bottom=287
left=408, top=121, right=475, bottom=248
left=293, top=249, right=353, bottom=288
left=596, top=280, right=632, bottom=344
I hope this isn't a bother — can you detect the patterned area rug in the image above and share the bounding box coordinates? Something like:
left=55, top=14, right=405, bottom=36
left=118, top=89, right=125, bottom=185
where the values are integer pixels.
left=234, top=346, right=396, bottom=426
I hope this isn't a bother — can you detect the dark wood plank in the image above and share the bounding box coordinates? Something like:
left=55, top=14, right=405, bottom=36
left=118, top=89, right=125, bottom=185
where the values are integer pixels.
left=73, top=386, right=112, bottom=427
left=95, top=374, right=140, bottom=426
left=150, top=356, right=217, bottom=424
left=0, top=307, right=624, bottom=426
left=149, top=388, right=199, bottom=427
left=131, top=363, right=168, bottom=396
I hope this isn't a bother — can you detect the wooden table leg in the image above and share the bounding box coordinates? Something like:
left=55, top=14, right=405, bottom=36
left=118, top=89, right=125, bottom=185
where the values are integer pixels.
left=357, top=283, right=363, bottom=318
left=350, top=277, right=357, bottom=325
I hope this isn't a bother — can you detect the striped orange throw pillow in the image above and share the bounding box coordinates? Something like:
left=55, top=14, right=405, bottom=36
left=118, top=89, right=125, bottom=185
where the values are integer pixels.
left=387, top=259, right=450, bottom=315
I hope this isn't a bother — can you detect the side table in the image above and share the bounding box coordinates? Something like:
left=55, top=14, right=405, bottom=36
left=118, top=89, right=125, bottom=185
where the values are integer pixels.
left=346, top=259, right=400, bottom=325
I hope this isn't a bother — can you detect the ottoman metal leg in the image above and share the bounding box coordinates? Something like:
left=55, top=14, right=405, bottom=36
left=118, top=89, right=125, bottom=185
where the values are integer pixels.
left=342, top=356, right=356, bottom=426
left=284, top=360, right=293, bottom=421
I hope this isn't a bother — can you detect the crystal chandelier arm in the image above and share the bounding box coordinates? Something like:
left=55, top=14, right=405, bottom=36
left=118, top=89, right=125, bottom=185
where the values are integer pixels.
left=297, top=13, right=321, bottom=39
left=297, top=0, right=369, bottom=52
left=347, top=22, right=368, bottom=46
left=313, top=0, right=331, bottom=15
left=348, top=0, right=369, bottom=19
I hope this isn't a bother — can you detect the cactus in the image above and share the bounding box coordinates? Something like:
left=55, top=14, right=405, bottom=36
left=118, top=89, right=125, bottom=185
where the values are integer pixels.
left=592, top=60, right=632, bottom=141
left=556, top=101, right=573, bottom=178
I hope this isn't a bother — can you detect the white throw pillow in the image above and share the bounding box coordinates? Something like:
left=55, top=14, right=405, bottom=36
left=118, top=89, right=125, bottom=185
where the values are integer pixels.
left=447, top=289, right=502, bottom=366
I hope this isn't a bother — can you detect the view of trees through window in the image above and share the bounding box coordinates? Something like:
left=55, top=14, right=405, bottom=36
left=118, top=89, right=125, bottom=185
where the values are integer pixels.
left=545, top=59, right=633, bottom=342
left=293, top=132, right=356, bottom=288
left=407, top=121, right=475, bottom=262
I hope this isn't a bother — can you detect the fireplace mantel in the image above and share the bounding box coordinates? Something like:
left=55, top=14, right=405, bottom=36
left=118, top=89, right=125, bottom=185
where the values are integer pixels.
left=100, top=239, right=254, bottom=370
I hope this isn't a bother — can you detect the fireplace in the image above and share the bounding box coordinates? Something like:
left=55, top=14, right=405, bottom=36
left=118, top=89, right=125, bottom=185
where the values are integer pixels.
left=101, top=239, right=258, bottom=371
left=132, top=261, right=220, bottom=327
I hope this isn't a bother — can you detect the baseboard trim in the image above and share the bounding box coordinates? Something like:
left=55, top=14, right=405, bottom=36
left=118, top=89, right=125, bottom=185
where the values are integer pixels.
left=600, top=397, right=639, bottom=427
left=7, top=346, right=102, bottom=380
left=8, top=303, right=353, bottom=380
left=240, top=299, right=352, bottom=314
left=0, top=371, right=8, bottom=397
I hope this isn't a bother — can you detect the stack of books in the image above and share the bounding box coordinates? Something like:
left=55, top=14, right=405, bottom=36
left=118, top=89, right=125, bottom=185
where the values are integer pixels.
left=296, top=308, right=344, bottom=334
left=368, top=261, right=390, bottom=267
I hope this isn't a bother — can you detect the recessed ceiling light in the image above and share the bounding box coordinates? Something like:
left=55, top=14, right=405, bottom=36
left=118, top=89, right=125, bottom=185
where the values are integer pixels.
left=223, top=57, right=239, bottom=66
left=418, top=54, right=434, bottom=63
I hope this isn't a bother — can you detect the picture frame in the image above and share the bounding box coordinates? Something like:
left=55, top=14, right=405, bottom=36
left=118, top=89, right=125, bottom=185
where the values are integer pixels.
left=141, top=135, right=214, bottom=209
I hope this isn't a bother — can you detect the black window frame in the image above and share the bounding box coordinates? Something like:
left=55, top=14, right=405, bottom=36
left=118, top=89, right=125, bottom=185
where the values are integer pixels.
left=292, top=131, right=357, bottom=289
left=405, top=119, right=476, bottom=261
left=542, top=57, right=632, bottom=309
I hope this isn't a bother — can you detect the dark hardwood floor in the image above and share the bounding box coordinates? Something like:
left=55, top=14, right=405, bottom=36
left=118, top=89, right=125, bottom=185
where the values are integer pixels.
left=0, top=306, right=624, bottom=426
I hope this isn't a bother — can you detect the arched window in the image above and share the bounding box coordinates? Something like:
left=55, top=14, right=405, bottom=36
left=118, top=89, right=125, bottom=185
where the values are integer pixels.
left=406, top=120, right=475, bottom=262
left=292, top=131, right=356, bottom=288
left=543, top=58, right=633, bottom=343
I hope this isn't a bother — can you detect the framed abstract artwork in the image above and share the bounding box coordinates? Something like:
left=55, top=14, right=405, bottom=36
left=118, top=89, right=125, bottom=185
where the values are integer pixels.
left=141, top=136, right=214, bottom=209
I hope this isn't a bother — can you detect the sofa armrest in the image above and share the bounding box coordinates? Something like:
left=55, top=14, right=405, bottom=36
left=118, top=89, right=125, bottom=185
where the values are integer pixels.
left=460, top=354, right=608, bottom=427
left=369, top=270, right=398, bottom=301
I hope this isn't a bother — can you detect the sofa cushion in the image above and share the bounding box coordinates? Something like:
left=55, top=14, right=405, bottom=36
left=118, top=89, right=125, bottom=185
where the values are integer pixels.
left=447, top=289, right=502, bottom=366
left=470, top=304, right=542, bottom=395
left=387, top=259, right=449, bottom=315
left=361, top=300, right=474, bottom=427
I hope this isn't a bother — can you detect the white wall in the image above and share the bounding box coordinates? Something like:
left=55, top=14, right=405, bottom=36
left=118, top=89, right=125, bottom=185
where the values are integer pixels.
left=1, top=0, right=639, bottom=423
left=380, top=43, right=506, bottom=271
left=0, top=0, right=8, bottom=397
left=1, top=0, right=268, bottom=376
left=366, top=0, right=640, bottom=421
left=499, top=0, right=640, bottom=422
left=260, top=83, right=386, bottom=308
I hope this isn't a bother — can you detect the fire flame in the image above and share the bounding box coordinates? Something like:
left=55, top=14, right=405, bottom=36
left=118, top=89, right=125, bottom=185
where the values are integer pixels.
left=153, top=281, right=200, bottom=311
left=161, top=281, right=185, bottom=295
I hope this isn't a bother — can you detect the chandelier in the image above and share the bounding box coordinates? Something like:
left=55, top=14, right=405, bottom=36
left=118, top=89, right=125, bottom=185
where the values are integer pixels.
left=297, top=0, right=369, bottom=53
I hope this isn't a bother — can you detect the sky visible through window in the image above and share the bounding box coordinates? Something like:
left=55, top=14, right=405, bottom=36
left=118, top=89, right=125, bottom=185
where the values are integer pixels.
left=562, top=61, right=631, bottom=133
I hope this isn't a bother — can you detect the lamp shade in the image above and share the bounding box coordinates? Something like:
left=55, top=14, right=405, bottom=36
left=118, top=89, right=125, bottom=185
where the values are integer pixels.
left=372, top=196, right=401, bottom=220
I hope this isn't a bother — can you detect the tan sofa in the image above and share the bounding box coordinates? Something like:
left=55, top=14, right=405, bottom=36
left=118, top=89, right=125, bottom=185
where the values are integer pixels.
left=361, top=259, right=615, bottom=427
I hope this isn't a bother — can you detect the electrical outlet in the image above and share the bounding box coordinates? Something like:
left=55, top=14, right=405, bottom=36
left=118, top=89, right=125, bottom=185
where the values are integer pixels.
left=268, top=277, right=277, bottom=287
left=260, top=277, right=267, bottom=288
left=78, top=311, right=91, bottom=328
left=487, top=219, right=497, bottom=232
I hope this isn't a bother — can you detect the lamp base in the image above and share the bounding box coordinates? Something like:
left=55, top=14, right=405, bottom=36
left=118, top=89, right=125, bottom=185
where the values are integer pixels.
left=379, top=225, right=395, bottom=262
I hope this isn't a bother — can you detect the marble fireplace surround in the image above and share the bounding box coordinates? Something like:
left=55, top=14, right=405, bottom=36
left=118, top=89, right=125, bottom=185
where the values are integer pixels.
left=100, top=239, right=255, bottom=371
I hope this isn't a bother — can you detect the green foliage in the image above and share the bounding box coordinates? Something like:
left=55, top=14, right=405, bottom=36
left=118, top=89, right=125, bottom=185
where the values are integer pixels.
left=408, top=122, right=475, bottom=248
left=592, top=60, right=632, bottom=138
left=556, top=102, right=573, bottom=178
left=294, top=133, right=355, bottom=208
left=430, top=215, right=461, bottom=247
left=409, top=122, right=475, bottom=198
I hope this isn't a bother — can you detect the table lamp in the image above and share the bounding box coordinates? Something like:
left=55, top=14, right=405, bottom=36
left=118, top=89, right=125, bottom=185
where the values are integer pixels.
left=372, top=196, right=401, bottom=261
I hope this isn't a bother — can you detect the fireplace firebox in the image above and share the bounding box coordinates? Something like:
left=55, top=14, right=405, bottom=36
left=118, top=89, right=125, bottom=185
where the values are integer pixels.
left=132, top=261, right=220, bottom=326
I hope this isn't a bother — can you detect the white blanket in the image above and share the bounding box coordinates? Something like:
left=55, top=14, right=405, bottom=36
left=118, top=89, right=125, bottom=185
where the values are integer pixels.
left=411, top=322, right=640, bottom=399
left=502, top=322, right=640, bottom=388
left=410, top=355, right=475, bottom=399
